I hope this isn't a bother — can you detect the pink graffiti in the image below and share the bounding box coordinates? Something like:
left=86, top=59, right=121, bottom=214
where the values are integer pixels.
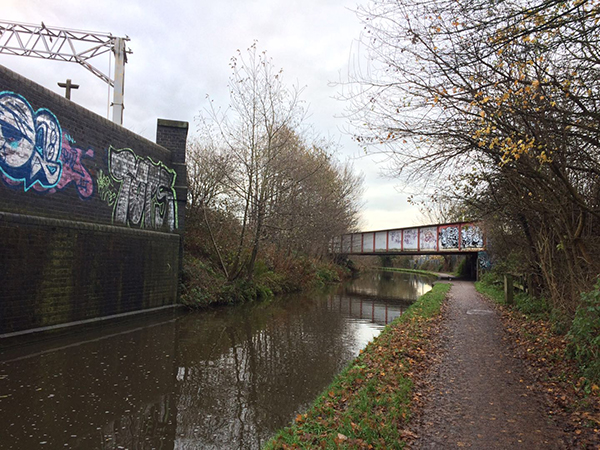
left=54, top=138, right=94, bottom=198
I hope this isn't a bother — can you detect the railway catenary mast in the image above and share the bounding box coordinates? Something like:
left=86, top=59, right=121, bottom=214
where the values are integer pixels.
left=0, top=20, right=130, bottom=124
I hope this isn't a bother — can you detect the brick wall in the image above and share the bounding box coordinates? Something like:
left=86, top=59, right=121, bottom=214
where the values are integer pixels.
left=0, top=64, right=188, bottom=337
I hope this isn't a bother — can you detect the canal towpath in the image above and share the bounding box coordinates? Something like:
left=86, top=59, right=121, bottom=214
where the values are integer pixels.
left=410, top=280, right=567, bottom=449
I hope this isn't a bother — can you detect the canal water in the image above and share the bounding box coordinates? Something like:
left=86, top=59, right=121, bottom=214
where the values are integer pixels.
left=0, top=271, right=435, bottom=449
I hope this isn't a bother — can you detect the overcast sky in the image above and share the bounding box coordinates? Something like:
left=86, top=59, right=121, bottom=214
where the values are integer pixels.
left=2, top=0, right=423, bottom=230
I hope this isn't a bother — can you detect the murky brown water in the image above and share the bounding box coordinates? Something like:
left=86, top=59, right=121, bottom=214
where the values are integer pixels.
left=0, top=271, right=434, bottom=449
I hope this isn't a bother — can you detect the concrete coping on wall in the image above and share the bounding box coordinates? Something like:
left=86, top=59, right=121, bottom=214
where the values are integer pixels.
left=157, top=118, right=189, bottom=129
left=0, top=211, right=181, bottom=240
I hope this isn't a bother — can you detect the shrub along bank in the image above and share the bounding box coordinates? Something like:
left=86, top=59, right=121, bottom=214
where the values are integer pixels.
left=180, top=252, right=349, bottom=308
left=264, top=282, right=451, bottom=449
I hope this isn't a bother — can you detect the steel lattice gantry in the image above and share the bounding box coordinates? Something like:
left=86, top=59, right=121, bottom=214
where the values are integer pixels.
left=0, top=20, right=130, bottom=124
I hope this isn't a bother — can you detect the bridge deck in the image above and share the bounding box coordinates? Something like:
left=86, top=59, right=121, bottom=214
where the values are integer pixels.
left=331, top=222, right=485, bottom=256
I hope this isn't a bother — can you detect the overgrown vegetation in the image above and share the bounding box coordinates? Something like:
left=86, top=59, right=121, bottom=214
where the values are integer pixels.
left=477, top=272, right=551, bottom=317
left=476, top=272, right=600, bottom=386
left=181, top=247, right=350, bottom=308
left=181, top=44, right=363, bottom=307
left=568, top=279, right=600, bottom=383
left=264, top=282, right=451, bottom=449
left=476, top=273, right=600, bottom=446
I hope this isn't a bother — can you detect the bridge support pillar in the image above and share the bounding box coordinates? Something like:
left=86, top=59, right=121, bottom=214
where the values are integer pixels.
left=156, top=119, right=189, bottom=299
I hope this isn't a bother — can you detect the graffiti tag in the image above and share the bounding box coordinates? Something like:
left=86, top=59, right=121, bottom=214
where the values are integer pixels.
left=50, top=136, right=94, bottom=198
left=97, top=169, right=117, bottom=205
left=403, top=228, right=418, bottom=249
left=478, top=251, right=492, bottom=270
left=439, top=226, right=459, bottom=249
left=461, top=225, right=484, bottom=248
left=420, top=227, right=437, bottom=250
left=0, top=92, right=62, bottom=191
left=104, top=147, right=178, bottom=231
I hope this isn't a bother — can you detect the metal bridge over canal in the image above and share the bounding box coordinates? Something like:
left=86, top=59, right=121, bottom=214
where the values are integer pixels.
left=331, top=222, right=485, bottom=256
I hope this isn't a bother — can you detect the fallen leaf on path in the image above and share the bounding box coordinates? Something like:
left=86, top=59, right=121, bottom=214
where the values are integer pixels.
left=400, top=429, right=418, bottom=439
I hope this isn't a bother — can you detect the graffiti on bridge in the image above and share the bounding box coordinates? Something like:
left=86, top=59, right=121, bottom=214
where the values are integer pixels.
left=0, top=92, right=94, bottom=198
left=439, top=225, right=459, bottom=249
left=102, top=147, right=178, bottom=231
left=461, top=224, right=484, bottom=248
left=333, top=222, right=485, bottom=254
left=403, top=228, right=418, bottom=250
left=420, top=226, right=437, bottom=250
left=0, top=91, right=179, bottom=232
left=439, top=224, right=484, bottom=250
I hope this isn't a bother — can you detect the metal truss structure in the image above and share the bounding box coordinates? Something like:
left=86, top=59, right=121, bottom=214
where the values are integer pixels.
left=0, top=20, right=130, bottom=124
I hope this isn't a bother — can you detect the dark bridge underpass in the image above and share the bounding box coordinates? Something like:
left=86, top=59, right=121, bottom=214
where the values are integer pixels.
left=331, top=221, right=487, bottom=279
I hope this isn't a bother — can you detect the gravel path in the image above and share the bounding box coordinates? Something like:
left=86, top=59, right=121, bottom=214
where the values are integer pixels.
left=411, top=280, right=567, bottom=449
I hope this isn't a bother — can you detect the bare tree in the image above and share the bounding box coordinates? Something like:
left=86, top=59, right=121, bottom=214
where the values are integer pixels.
left=186, top=138, right=236, bottom=277
left=198, top=43, right=309, bottom=280
left=344, top=0, right=600, bottom=310
left=192, top=43, right=365, bottom=282
left=265, top=141, right=364, bottom=257
left=187, top=139, right=234, bottom=214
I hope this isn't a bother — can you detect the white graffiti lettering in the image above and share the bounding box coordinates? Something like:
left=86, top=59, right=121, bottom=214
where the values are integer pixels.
left=461, top=225, right=484, bottom=248
left=440, top=226, right=459, bottom=249
left=107, top=147, right=178, bottom=231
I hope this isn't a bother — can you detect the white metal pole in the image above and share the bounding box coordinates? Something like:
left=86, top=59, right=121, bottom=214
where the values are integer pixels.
left=111, top=37, right=126, bottom=125
left=107, top=48, right=112, bottom=119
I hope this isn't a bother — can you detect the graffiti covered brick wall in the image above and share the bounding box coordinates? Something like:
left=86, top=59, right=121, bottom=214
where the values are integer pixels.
left=100, top=147, right=178, bottom=231
left=0, top=75, right=182, bottom=231
left=0, top=64, right=188, bottom=337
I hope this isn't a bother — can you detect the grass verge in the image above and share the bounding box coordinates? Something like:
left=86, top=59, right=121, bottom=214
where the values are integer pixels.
left=264, top=282, right=452, bottom=449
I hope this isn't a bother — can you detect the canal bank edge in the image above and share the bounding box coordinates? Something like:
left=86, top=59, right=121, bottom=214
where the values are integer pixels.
left=264, top=281, right=451, bottom=449
left=180, top=252, right=352, bottom=308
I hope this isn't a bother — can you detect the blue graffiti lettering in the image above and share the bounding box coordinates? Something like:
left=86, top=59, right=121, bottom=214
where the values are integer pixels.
left=0, top=92, right=62, bottom=191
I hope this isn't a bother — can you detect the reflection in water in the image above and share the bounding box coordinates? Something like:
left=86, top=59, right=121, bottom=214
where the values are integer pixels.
left=344, top=271, right=435, bottom=302
left=0, top=271, right=434, bottom=449
left=0, top=316, right=179, bottom=449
